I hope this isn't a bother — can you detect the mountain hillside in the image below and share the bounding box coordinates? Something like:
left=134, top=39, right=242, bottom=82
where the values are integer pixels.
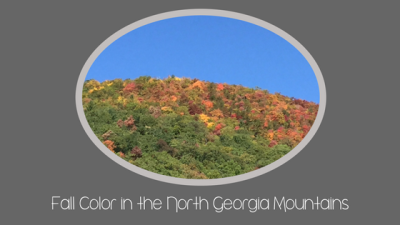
left=82, top=76, right=319, bottom=179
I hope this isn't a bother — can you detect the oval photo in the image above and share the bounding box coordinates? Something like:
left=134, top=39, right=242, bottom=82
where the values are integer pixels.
left=76, top=10, right=326, bottom=185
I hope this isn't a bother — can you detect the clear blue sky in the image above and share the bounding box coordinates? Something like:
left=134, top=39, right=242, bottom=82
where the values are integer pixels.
left=86, top=16, right=319, bottom=103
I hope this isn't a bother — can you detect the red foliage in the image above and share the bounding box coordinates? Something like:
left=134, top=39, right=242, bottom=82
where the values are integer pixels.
left=131, top=146, right=143, bottom=159
left=123, top=82, right=136, bottom=94
left=85, top=77, right=320, bottom=157
left=213, top=123, right=224, bottom=135
left=117, top=119, right=124, bottom=128
left=124, top=115, right=135, bottom=127
left=268, top=140, right=278, bottom=147
left=117, top=115, right=137, bottom=131
left=188, top=103, right=202, bottom=115
left=302, top=125, right=310, bottom=133
left=255, top=91, right=264, bottom=98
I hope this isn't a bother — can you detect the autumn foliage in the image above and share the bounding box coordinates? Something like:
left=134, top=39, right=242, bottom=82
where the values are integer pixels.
left=83, top=76, right=319, bottom=179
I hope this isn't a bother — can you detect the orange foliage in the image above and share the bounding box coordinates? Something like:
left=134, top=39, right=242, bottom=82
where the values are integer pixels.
left=267, top=131, right=274, bottom=140
left=191, top=80, right=206, bottom=91
left=103, top=140, right=116, bottom=153
left=83, top=76, right=320, bottom=179
left=216, top=83, right=224, bottom=91
left=85, top=77, right=319, bottom=156
left=210, top=109, right=224, bottom=118
left=170, top=95, right=177, bottom=102
left=202, top=100, right=213, bottom=110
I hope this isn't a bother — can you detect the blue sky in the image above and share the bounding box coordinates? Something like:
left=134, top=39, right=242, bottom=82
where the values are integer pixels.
left=86, top=16, right=319, bottom=103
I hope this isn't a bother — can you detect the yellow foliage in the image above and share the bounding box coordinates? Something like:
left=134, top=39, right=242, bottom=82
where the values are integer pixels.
left=199, top=114, right=210, bottom=123
left=85, top=80, right=100, bottom=89
left=161, top=106, right=173, bottom=112
left=107, top=82, right=113, bottom=86
left=91, top=86, right=104, bottom=92
left=207, top=122, right=214, bottom=128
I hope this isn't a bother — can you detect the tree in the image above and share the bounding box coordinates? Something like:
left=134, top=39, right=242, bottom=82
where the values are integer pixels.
left=83, top=77, right=319, bottom=179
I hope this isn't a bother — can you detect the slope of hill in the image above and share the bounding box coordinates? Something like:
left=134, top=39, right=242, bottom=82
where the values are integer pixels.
left=82, top=76, right=319, bottom=179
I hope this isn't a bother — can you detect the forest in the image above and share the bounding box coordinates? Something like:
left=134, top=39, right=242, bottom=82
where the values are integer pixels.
left=82, top=76, right=319, bottom=179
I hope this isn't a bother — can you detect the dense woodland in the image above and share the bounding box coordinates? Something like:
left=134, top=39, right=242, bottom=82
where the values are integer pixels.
left=82, top=76, right=319, bottom=179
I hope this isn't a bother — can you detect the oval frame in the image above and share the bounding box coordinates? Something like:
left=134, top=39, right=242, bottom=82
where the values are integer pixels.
left=76, top=9, right=326, bottom=186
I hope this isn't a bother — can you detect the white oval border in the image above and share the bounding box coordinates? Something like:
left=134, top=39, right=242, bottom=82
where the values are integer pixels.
left=76, top=9, right=326, bottom=186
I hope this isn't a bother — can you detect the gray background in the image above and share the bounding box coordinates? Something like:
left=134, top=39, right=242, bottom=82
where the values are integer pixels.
left=1, top=1, right=398, bottom=224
